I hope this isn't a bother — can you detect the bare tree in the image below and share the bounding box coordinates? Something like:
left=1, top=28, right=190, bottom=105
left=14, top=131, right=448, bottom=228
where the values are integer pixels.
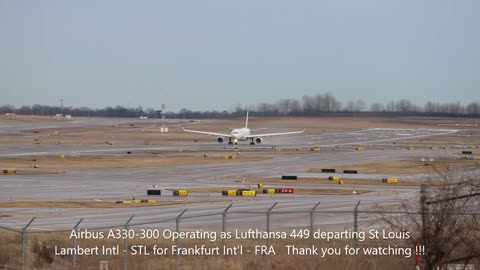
left=381, top=172, right=480, bottom=270
left=325, top=92, right=342, bottom=112
left=3, top=94, right=479, bottom=118
left=395, top=99, right=415, bottom=112
left=344, top=99, right=366, bottom=112
left=424, top=101, right=437, bottom=113
left=369, top=103, right=385, bottom=112
left=276, top=99, right=300, bottom=115
left=302, top=95, right=316, bottom=113
left=467, top=102, right=480, bottom=115
left=386, top=100, right=396, bottom=112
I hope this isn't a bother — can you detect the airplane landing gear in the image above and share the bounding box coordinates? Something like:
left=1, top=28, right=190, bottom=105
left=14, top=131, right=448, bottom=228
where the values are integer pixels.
left=250, top=138, right=255, bottom=146
left=228, top=137, right=233, bottom=145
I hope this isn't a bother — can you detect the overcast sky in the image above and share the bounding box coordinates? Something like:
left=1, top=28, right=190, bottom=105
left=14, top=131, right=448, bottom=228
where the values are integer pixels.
left=1, top=0, right=478, bottom=112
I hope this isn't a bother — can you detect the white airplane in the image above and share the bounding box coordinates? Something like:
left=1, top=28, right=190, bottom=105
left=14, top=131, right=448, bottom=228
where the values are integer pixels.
left=182, top=112, right=305, bottom=145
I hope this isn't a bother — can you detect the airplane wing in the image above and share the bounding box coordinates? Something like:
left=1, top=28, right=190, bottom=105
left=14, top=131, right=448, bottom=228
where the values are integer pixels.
left=182, top=127, right=230, bottom=137
left=248, top=129, right=305, bottom=138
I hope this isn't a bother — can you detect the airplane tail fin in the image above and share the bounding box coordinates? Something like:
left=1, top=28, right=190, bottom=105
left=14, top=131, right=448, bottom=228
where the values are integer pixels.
left=245, top=111, right=249, bottom=128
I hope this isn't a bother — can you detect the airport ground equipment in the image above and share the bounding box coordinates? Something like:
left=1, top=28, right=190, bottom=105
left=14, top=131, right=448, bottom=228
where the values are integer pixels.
left=2, top=169, right=16, bottom=175
left=222, top=190, right=237, bottom=196
left=147, top=189, right=161, bottom=196
left=382, top=178, right=398, bottom=183
left=262, top=188, right=276, bottom=194
left=240, top=190, right=256, bottom=197
left=173, top=190, right=188, bottom=196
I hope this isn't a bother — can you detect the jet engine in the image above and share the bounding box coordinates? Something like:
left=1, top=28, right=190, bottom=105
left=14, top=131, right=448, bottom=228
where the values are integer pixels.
left=217, top=137, right=224, bottom=143
left=255, top=137, right=263, bottom=144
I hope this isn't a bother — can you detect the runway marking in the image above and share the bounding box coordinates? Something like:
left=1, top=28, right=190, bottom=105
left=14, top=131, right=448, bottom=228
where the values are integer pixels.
left=298, top=128, right=460, bottom=148
left=0, top=146, right=177, bottom=157
left=13, top=227, right=54, bottom=231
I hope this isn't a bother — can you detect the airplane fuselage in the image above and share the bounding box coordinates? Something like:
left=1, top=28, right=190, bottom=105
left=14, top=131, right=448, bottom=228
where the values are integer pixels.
left=231, top=128, right=251, bottom=142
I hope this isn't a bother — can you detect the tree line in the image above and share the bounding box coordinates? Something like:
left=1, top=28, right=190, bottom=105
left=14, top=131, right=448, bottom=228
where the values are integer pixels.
left=1, top=93, right=479, bottom=119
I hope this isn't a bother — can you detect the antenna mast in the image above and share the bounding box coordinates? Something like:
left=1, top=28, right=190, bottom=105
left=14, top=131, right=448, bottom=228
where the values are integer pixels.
left=160, top=104, right=168, bottom=132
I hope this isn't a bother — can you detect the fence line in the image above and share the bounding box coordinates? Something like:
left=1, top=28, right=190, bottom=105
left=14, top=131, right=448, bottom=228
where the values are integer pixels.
left=1, top=201, right=479, bottom=270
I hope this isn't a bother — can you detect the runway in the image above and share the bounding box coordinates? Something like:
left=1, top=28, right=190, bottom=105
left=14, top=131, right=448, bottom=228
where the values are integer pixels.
left=0, top=127, right=461, bottom=157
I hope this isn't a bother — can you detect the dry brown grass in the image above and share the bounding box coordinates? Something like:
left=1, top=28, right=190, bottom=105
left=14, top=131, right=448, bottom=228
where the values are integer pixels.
left=247, top=177, right=430, bottom=187
left=422, top=133, right=480, bottom=144
left=0, top=229, right=416, bottom=270
left=0, top=169, right=64, bottom=175
left=0, top=199, right=223, bottom=208
left=187, top=187, right=370, bottom=195
left=308, top=158, right=479, bottom=175
left=0, top=154, right=269, bottom=169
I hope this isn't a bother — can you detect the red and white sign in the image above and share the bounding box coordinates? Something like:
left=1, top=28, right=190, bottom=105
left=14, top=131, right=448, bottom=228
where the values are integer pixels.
left=99, top=260, right=108, bottom=270
left=278, top=188, right=294, bottom=194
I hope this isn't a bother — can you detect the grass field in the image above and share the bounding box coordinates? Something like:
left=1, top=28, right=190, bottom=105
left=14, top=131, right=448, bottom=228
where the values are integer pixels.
left=0, top=229, right=416, bottom=270
left=186, top=187, right=370, bottom=195
left=0, top=200, right=222, bottom=208
left=308, top=157, right=479, bottom=174
left=247, top=177, right=430, bottom=186
left=0, top=154, right=269, bottom=169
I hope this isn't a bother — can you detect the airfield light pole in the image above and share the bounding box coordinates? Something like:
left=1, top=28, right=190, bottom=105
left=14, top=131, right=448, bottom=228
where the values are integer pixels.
left=160, top=104, right=168, bottom=132
left=123, top=215, right=135, bottom=270
left=21, top=217, right=35, bottom=269
left=72, top=218, right=84, bottom=268
left=176, top=209, right=188, bottom=270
